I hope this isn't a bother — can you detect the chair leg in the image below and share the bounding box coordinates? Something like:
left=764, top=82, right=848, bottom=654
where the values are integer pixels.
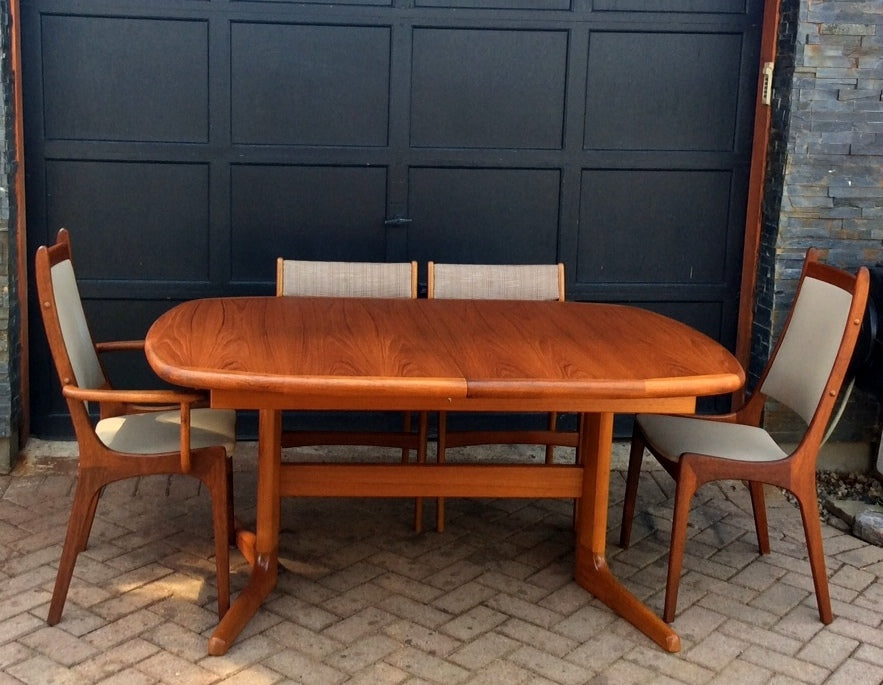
left=619, top=425, right=646, bottom=549
left=748, top=480, right=771, bottom=554
left=226, top=457, right=236, bottom=548
left=78, top=485, right=104, bottom=553
left=571, top=419, right=583, bottom=529
left=793, top=482, right=833, bottom=624
left=436, top=411, right=447, bottom=533
left=663, top=465, right=698, bottom=624
left=192, top=449, right=233, bottom=619
left=544, top=412, right=557, bottom=464
left=48, top=469, right=105, bottom=626
left=212, top=459, right=232, bottom=619
left=414, top=411, right=429, bottom=533
left=400, top=411, right=413, bottom=464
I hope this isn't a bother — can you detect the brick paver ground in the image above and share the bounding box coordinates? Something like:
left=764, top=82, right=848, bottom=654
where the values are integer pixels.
left=1, top=441, right=881, bottom=684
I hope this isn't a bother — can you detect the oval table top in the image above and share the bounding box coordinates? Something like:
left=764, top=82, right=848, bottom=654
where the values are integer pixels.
left=145, top=296, right=745, bottom=410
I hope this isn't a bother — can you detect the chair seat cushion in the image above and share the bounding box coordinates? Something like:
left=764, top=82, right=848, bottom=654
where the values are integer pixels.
left=636, top=414, right=788, bottom=464
left=96, top=408, right=236, bottom=455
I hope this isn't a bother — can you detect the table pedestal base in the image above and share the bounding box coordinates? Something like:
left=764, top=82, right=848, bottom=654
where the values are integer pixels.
left=209, top=546, right=276, bottom=656
left=206, top=410, right=683, bottom=655
left=575, top=545, right=680, bottom=653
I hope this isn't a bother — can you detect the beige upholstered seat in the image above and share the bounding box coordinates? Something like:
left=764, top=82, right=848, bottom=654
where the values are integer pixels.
left=36, top=229, right=237, bottom=626
left=276, top=258, right=429, bottom=529
left=427, top=261, right=577, bottom=531
left=619, top=248, right=869, bottom=625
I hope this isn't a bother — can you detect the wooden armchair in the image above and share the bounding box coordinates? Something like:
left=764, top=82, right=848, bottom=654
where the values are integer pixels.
left=36, top=229, right=237, bottom=625
left=619, top=248, right=869, bottom=624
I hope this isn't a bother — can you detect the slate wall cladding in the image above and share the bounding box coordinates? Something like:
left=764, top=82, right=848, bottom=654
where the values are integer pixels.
left=0, top=0, right=17, bottom=473
left=752, top=0, right=799, bottom=389
left=762, top=0, right=883, bottom=446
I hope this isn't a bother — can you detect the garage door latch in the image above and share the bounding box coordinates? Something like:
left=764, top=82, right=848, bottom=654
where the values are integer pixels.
left=761, top=62, right=774, bottom=106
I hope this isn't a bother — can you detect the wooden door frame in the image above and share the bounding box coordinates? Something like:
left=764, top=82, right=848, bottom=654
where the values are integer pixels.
left=736, top=0, right=784, bottom=374
left=12, top=0, right=28, bottom=446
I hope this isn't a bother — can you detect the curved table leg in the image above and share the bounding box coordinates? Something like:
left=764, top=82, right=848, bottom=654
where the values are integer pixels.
left=208, top=554, right=277, bottom=655
left=575, top=413, right=681, bottom=653
left=208, top=409, right=281, bottom=656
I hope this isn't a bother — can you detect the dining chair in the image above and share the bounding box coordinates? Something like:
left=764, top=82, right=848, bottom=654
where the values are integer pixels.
left=427, top=261, right=578, bottom=531
left=36, top=229, right=238, bottom=625
left=619, top=248, right=869, bottom=624
left=276, top=258, right=429, bottom=529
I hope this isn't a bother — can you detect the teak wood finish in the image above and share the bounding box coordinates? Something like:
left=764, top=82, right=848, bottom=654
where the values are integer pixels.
left=275, top=258, right=429, bottom=531
left=427, top=262, right=577, bottom=532
left=36, top=230, right=236, bottom=625
left=145, top=295, right=745, bottom=655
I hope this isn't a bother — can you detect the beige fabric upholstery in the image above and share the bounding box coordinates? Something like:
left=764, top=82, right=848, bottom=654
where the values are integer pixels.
left=636, top=276, right=851, bottom=465
left=636, top=414, right=788, bottom=464
left=279, top=260, right=416, bottom=298
left=96, top=408, right=237, bottom=454
left=760, top=276, right=852, bottom=425
left=429, top=263, right=564, bottom=301
left=51, top=260, right=106, bottom=390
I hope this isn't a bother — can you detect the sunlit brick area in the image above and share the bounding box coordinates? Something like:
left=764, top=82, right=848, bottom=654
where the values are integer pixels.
left=1, top=443, right=881, bottom=684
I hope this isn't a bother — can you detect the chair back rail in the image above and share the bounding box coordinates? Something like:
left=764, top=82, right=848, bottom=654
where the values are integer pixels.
left=277, top=258, right=417, bottom=299
left=428, top=262, right=564, bottom=301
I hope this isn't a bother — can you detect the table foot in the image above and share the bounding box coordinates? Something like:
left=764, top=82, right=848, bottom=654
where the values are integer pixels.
left=234, top=525, right=257, bottom=568
left=208, top=554, right=277, bottom=656
left=575, top=545, right=680, bottom=653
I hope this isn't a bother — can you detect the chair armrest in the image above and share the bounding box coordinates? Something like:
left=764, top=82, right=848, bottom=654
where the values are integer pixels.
left=62, top=385, right=205, bottom=406
left=673, top=399, right=762, bottom=427
left=690, top=412, right=741, bottom=424
left=95, top=340, right=146, bottom=353
left=63, top=385, right=205, bottom=473
left=91, top=340, right=209, bottom=413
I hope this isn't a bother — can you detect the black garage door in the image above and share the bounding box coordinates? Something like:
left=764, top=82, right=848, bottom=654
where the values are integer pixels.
left=22, top=0, right=763, bottom=436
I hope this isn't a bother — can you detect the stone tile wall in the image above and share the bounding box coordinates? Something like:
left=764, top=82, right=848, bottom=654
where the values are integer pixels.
left=0, top=0, right=16, bottom=473
left=758, top=0, right=883, bottom=450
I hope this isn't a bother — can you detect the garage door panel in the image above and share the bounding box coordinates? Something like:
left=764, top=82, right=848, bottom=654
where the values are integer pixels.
left=24, top=1, right=761, bottom=437
left=230, top=165, right=389, bottom=281
left=45, top=161, right=210, bottom=282
left=33, top=298, right=184, bottom=433
left=585, top=31, right=743, bottom=151
left=417, top=0, right=570, bottom=8
left=577, top=169, right=732, bottom=284
left=593, top=0, right=748, bottom=12
left=235, top=0, right=391, bottom=5
left=84, top=300, right=182, bottom=388
left=411, top=29, right=567, bottom=149
left=41, top=15, right=208, bottom=143
left=231, top=23, right=391, bottom=146
left=407, top=168, right=560, bottom=265
left=628, top=300, right=726, bottom=343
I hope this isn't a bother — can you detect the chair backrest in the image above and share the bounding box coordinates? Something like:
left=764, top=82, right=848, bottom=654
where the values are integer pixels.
left=758, top=249, right=869, bottom=431
left=427, top=262, right=565, bottom=301
left=35, top=229, right=107, bottom=394
left=276, top=259, right=418, bottom=299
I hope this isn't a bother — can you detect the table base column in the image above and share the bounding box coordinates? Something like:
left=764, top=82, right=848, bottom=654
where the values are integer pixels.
left=574, top=412, right=680, bottom=653
left=208, top=409, right=281, bottom=656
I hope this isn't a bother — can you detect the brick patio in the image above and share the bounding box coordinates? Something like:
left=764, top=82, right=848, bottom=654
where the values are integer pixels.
left=1, top=441, right=882, bottom=684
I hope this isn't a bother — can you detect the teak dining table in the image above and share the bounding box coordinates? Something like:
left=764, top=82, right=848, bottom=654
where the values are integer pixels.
left=144, top=296, right=744, bottom=656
